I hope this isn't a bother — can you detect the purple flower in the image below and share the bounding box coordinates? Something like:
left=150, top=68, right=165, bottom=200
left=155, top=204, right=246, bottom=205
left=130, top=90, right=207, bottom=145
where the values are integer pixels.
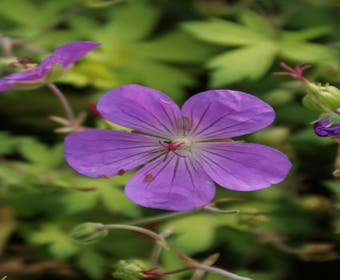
left=0, top=41, right=100, bottom=92
left=313, top=118, right=340, bottom=137
left=65, top=84, right=292, bottom=211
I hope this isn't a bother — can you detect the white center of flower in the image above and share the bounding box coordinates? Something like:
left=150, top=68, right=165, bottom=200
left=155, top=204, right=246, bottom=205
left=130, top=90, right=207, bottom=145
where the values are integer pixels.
left=172, top=136, right=194, bottom=149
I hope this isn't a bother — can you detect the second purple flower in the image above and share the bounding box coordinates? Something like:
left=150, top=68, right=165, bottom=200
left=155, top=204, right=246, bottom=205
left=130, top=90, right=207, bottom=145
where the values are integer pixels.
left=64, top=84, right=292, bottom=211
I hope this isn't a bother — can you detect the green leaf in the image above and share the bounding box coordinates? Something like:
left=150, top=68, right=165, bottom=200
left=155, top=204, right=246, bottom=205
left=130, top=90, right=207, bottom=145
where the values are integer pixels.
left=140, top=31, right=215, bottom=63
left=208, top=43, right=277, bottom=86
left=63, top=190, right=98, bottom=213
left=183, top=19, right=268, bottom=46
left=324, top=180, right=340, bottom=195
left=104, top=0, right=160, bottom=42
left=63, top=1, right=210, bottom=98
left=77, top=250, right=107, bottom=278
left=62, top=176, right=141, bottom=218
left=163, top=215, right=218, bottom=254
left=0, top=0, right=75, bottom=38
left=279, top=42, right=338, bottom=63
left=281, top=26, right=332, bottom=41
left=18, top=140, right=64, bottom=167
left=125, top=60, right=195, bottom=101
left=29, top=224, right=79, bottom=260
left=100, top=183, right=141, bottom=218
left=238, top=10, right=274, bottom=37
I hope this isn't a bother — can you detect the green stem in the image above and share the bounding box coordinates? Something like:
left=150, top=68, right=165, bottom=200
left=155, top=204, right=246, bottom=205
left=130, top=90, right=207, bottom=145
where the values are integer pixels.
left=98, top=224, right=169, bottom=250
left=193, top=264, right=252, bottom=280
left=127, top=211, right=193, bottom=226
left=47, top=83, right=75, bottom=123
left=127, top=206, right=239, bottom=226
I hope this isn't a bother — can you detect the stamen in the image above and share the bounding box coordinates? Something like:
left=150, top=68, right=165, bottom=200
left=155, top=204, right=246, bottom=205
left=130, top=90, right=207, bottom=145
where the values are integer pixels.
left=17, top=57, right=36, bottom=72
left=158, top=140, right=186, bottom=160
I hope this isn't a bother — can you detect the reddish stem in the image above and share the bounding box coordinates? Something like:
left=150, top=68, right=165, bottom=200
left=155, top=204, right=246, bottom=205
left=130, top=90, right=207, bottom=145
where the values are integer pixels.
left=273, top=62, right=311, bottom=83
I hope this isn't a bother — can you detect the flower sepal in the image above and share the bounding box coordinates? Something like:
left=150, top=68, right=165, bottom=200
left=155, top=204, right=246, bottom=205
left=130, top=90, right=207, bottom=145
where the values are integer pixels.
left=70, top=222, right=108, bottom=243
left=112, top=260, right=145, bottom=280
left=303, top=82, right=340, bottom=113
left=45, top=63, right=66, bottom=82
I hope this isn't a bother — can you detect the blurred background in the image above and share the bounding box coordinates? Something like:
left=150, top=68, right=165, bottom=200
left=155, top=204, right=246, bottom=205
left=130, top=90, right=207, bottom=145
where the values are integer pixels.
left=0, top=0, right=340, bottom=279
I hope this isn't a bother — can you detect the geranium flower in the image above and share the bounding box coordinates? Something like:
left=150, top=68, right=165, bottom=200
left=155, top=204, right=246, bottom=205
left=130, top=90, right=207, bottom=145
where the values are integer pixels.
left=65, top=84, right=292, bottom=211
left=0, top=41, right=100, bottom=92
left=313, top=117, right=340, bottom=137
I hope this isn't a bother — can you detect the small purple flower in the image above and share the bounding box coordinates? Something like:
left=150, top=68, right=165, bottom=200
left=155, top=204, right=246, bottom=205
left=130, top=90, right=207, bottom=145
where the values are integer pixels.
left=65, top=84, right=292, bottom=211
left=0, top=41, right=100, bottom=92
left=313, top=118, right=340, bottom=137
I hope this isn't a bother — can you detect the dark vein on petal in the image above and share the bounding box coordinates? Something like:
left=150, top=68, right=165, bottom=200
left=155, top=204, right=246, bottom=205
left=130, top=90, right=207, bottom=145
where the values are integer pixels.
left=190, top=103, right=212, bottom=135
left=171, top=156, right=180, bottom=185
left=201, top=148, right=271, bottom=174
left=139, top=105, right=175, bottom=135
left=119, top=109, right=162, bottom=133
left=99, top=147, right=163, bottom=166
left=159, top=102, right=178, bottom=135
left=70, top=144, right=160, bottom=155
left=144, top=154, right=175, bottom=189
left=199, top=153, right=246, bottom=185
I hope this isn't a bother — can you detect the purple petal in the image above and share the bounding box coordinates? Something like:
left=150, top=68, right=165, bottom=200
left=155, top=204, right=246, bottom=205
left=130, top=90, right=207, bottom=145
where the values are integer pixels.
left=64, top=129, right=162, bottom=178
left=97, top=84, right=182, bottom=137
left=125, top=154, right=216, bottom=211
left=197, top=142, right=291, bottom=191
left=36, top=41, right=100, bottom=73
left=0, top=79, right=15, bottom=92
left=0, top=72, right=43, bottom=92
left=181, top=90, right=275, bottom=139
left=313, top=118, right=340, bottom=137
left=0, top=41, right=99, bottom=93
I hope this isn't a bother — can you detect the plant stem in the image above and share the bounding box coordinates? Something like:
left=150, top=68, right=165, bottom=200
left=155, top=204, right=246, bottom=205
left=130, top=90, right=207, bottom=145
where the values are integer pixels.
left=0, top=37, right=13, bottom=57
left=97, top=224, right=169, bottom=250
left=150, top=227, right=174, bottom=266
left=333, top=137, right=340, bottom=177
left=47, top=83, right=75, bottom=123
left=127, top=211, right=193, bottom=226
left=193, top=264, right=252, bottom=280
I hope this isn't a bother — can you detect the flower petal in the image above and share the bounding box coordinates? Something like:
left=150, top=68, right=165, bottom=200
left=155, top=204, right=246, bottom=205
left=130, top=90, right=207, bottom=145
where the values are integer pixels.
left=64, top=130, right=162, bottom=178
left=313, top=118, right=340, bottom=137
left=125, top=154, right=216, bottom=211
left=0, top=79, right=15, bottom=92
left=97, top=84, right=182, bottom=137
left=197, top=142, right=291, bottom=191
left=0, top=72, right=43, bottom=92
left=181, top=90, right=275, bottom=139
left=37, top=41, right=100, bottom=72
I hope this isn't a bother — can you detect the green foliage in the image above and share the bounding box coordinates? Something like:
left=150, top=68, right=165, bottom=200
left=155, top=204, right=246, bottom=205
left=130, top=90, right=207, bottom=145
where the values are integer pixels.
left=0, top=0, right=340, bottom=279
left=60, top=1, right=215, bottom=100
left=183, top=10, right=338, bottom=86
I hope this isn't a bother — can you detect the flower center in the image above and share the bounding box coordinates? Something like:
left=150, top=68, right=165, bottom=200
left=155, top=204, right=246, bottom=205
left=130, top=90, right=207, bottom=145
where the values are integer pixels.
left=17, top=57, right=37, bottom=72
left=159, top=136, right=194, bottom=160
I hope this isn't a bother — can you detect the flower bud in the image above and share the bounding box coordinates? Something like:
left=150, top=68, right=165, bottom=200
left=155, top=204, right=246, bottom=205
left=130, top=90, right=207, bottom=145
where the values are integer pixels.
left=70, top=222, right=108, bottom=243
left=313, top=114, right=340, bottom=137
left=112, top=260, right=144, bottom=280
left=303, top=82, right=340, bottom=113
